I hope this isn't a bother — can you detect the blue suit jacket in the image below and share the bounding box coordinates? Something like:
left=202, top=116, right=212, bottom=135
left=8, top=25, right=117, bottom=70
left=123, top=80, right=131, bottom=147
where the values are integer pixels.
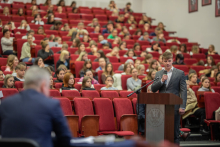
left=0, top=89, right=72, bottom=147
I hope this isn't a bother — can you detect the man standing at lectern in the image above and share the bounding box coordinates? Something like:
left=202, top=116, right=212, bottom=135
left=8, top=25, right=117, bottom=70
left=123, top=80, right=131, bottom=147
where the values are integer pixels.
left=151, top=51, right=187, bottom=144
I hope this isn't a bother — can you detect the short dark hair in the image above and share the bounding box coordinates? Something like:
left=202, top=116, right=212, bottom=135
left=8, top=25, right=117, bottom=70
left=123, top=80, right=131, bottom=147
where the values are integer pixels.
left=55, top=21, right=62, bottom=25
left=28, top=30, right=35, bottom=34
left=162, top=51, right=173, bottom=60
left=3, top=29, right=9, bottom=36
left=126, top=2, right=131, bottom=5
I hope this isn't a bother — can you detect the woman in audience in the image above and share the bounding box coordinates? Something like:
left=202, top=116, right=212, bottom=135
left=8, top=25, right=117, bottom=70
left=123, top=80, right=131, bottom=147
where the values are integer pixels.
left=82, top=35, right=90, bottom=43
left=134, top=60, right=141, bottom=69
left=54, top=68, right=65, bottom=83
left=119, top=26, right=130, bottom=36
left=169, top=45, right=178, bottom=55
left=119, top=41, right=128, bottom=50
left=57, top=6, right=63, bottom=14
left=70, top=1, right=76, bottom=8
left=206, top=44, right=218, bottom=55
left=1, top=29, right=14, bottom=55
left=3, top=7, right=10, bottom=16
left=101, top=63, right=115, bottom=83
left=147, top=59, right=158, bottom=72
left=139, top=14, right=151, bottom=25
left=88, top=18, right=100, bottom=28
left=81, top=76, right=96, bottom=90
left=44, top=0, right=52, bottom=6
left=143, top=69, right=157, bottom=80
left=127, top=68, right=142, bottom=91
left=17, top=20, right=30, bottom=31
left=17, top=8, right=24, bottom=16
left=123, top=34, right=130, bottom=40
left=94, top=50, right=109, bottom=63
left=142, top=53, right=153, bottom=64
left=143, top=23, right=150, bottom=32
left=76, top=52, right=88, bottom=61
left=47, top=14, right=55, bottom=25
left=188, top=73, right=198, bottom=86
left=37, top=40, right=54, bottom=66
left=202, top=66, right=218, bottom=78
left=190, top=45, right=199, bottom=56
left=137, top=64, right=146, bottom=76
left=0, top=70, right=4, bottom=81
left=121, top=63, right=132, bottom=75
left=158, top=22, right=165, bottom=31
left=106, top=47, right=120, bottom=59
left=88, top=42, right=98, bottom=56
left=112, top=36, right=122, bottom=45
left=20, top=34, right=36, bottom=63
left=37, top=26, right=46, bottom=35
left=56, top=50, right=70, bottom=69
left=31, top=14, right=44, bottom=25
left=75, top=43, right=85, bottom=55
left=198, top=77, right=215, bottom=92
left=173, top=54, right=185, bottom=65
left=5, top=55, right=19, bottom=75
left=72, top=7, right=78, bottom=13
left=215, top=72, right=220, bottom=83
left=44, top=10, right=53, bottom=19
left=134, top=29, right=142, bottom=36
left=34, top=57, right=45, bottom=68
left=152, top=31, right=166, bottom=43
left=127, top=15, right=137, bottom=24
left=2, top=74, right=14, bottom=88
left=146, top=43, right=162, bottom=54
left=205, top=56, right=215, bottom=67
left=133, top=43, right=141, bottom=51
left=179, top=44, right=188, bottom=54
left=124, top=49, right=137, bottom=58
left=57, top=0, right=65, bottom=6
left=79, top=70, right=98, bottom=84
left=79, top=60, right=93, bottom=77
left=32, top=9, right=39, bottom=17
left=158, top=55, right=163, bottom=65
left=61, top=73, right=78, bottom=91
left=182, top=80, right=208, bottom=134
left=199, top=75, right=206, bottom=82
left=101, top=76, right=117, bottom=90
left=70, top=38, right=81, bottom=48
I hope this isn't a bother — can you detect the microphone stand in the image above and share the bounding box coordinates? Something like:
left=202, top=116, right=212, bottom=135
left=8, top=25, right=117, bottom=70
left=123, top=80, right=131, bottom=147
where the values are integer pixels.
left=127, top=77, right=159, bottom=135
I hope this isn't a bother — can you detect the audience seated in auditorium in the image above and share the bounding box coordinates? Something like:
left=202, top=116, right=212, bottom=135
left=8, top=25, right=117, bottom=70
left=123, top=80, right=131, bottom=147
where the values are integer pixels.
left=107, top=29, right=118, bottom=39
left=143, top=69, right=157, bottom=80
left=5, top=55, right=19, bottom=75
left=198, top=77, right=215, bottom=92
left=206, top=44, right=218, bottom=55
left=14, top=63, right=26, bottom=82
left=20, top=35, right=36, bottom=63
left=124, top=49, right=137, bottom=58
left=82, top=35, right=90, bottom=43
left=142, top=53, right=153, bottom=64
left=32, top=14, right=44, bottom=25
left=44, top=0, right=52, bottom=6
left=139, top=51, right=147, bottom=58
left=123, top=2, right=133, bottom=12
left=94, top=50, right=110, bottom=63
left=34, top=57, right=45, bottom=68
left=71, top=38, right=81, bottom=48
left=146, top=59, right=158, bottom=72
left=81, top=76, right=96, bottom=90
left=127, top=68, right=141, bottom=90
left=152, top=31, right=166, bottom=43
left=50, top=21, right=62, bottom=30
left=17, top=20, right=30, bottom=31
left=119, top=41, right=128, bottom=50
left=137, top=64, right=146, bottom=76
left=158, top=22, right=166, bottom=31
left=3, top=6, right=11, bottom=16
left=76, top=52, right=88, bottom=61
left=127, top=15, right=137, bottom=24
left=36, top=26, right=46, bottom=35
left=186, top=69, right=200, bottom=84
left=215, top=72, right=220, bottom=82
left=61, top=23, right=70, bottom=32
left=108, top=0, right=118, bottom=11
left=88, top=42, right=98, bottom=55
left=22, top=30, right=35, bottom=41
left=188, top=73, right=198, bottom=86
left=146, top=43, right=162, bottom=54
left=57, top=6, right=63, bottom=14
left=139, top=14, right=151, bottom=25
left=169, top=45, right=179, bottom=55
left=106, top=47, right=120, bottom=59
left=1, top=29, right=14, bottom=55
left=102, top=21, right=114, bottom=35
left=87, top=18, right=100, bottom=28
left=2, top=74, right=14, bottom=88
left=96, top=57, right=106, bottom=72
left=56, top=50, right=70, bottom=69
left=134, top=60, right=141, bottom=68
left=119, top=26, right=130, bottom=36
left=133, top=43, right=141, bottom=51
left=54, top=68, right=65, bottom=83
left=190, top=45, right=199, bottom=56
left=179, top=44, right=188, bottom=54
left=46, top=14, right=55, bottom=25
left=115, top=14, right=125, bottom=23
left=166, top=38, right=181, bottom=44
left=134, top=29, right=142, bottom=36
left=74, top=43, right=85, bottom=55
left=79, top=60, right=93, bottom=77
left=121, top=63, right=132, bottom=75
left=118, top=59, right=134, bottom=71
left=67, top=22, right=89, bottom=38
left=101, top=75, right=118, bottom=90
left=150, top=27, right=161, bottom=36
left=142, top=23, right=150, bottom=32
left=61, top=73, right=78, bottom=91
left=205, top=56, right=215, bottom=67
left=0, top=70, right=4, bottom=81
left=56, top=44, right=68, bottom=54
left=182, top=80, right=208, bottom=134
left=173, top=54, right=185, bottom=65
left=79, top=70, right=98, bottom=84
left=37, top=41, right=54, bottom=66
left=138, top=32, right=151, bottom=42
left=57, top=0, right=65, bottom=6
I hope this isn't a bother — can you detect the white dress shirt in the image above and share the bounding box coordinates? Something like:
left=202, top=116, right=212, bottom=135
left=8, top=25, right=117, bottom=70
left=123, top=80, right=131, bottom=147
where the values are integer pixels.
left=161, top=66, right=174, bottom=87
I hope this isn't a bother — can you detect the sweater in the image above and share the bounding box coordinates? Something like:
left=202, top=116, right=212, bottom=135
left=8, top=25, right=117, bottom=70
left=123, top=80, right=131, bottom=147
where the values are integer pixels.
left=198, top=86, right=215, bottom=93
left=126, top=77, right=142, bottom=91
left=14, top=76, right=25, bottom=82
left=61, top=86, right=78, bottom=91
left=20, top=42, right=36, bottom=60
left=1, top=37, right=13, bottom=53
left=37, top=49, right=54, bottom=65
left=107, top=34, right=117, bottom=39
left=100, top=87, right=118, bottom=90
left=17, top=25, right=31, bottom=31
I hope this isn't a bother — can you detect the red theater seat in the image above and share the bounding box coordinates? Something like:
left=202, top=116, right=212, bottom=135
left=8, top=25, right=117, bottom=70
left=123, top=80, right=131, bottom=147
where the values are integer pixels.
left=14, top=81, right=23, bottom=89
left=94, top=84, right=105, bottom=91
left=55, top=83, right=62, bottom=89
left=184, top=59, right=198, bottom=65
left=0, top=88, right=19, bottom=99
left=101, top=91, right=119, bottom=100
left=55, top=98, right=73, bottom=115
left=82, top=90, right=100, bottom=100
left=62, top=90, right=81, bottom=99
left=74, top=61, right=84, bottom=78
left=49, top=89, right=61, bottom=97
left=121, top=75, right=132, bottom=90
left=120, top=91, right=137, bottom=98
left=132, top=98, right=137, bottom=114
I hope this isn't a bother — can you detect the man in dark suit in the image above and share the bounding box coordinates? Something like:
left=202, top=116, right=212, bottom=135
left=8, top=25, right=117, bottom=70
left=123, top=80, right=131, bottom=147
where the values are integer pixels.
left=151, top=51, right=187, bottom=145
left=0, top=66, right=72, bottom=147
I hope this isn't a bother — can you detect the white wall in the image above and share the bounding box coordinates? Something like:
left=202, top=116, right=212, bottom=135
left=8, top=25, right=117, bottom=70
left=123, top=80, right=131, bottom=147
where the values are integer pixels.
left=142, top=0, right=220, bottom=52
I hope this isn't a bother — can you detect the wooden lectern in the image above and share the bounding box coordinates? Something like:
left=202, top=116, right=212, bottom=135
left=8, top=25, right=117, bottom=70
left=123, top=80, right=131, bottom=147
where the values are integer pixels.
left=139, top=93, right=183, bottom=143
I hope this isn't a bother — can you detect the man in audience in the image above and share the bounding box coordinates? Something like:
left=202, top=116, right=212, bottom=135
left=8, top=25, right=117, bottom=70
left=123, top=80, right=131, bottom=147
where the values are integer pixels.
left=0, top=66, right=72, bottom=147
left=22, top=30, right=35, bottom=41
left=67, top=22, right=89, bottom=37
left=50, top=21, right=62, bottom=30
left=185, top=69, right=200, bottom=84
left=96, top=57, right=106, bottom=72
left=115, top=14, right=125, bottom=23
left=138, top=32, right=152, bottom=42
left=123, top=2, right=133, bottom=13
left=150, top=27, right=161, bottom=36
left=53, top=37, right=62, bottom=47
left=107, top=29, right=118, bottom=39
left=14, top=63, right=26, bottom=82
left=102, top=21, right=114, bottom=35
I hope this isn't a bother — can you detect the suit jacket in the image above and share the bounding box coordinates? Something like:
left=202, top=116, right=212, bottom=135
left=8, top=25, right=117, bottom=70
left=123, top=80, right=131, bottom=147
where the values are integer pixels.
left=0, top=89, right=72, bottom=147
left=151, top=67, right=187, bottom=110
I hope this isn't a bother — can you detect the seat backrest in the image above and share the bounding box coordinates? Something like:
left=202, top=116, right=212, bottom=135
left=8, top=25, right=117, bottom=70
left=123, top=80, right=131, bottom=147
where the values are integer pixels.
left=121, top=75, right=132, bottom=90
left=49, top=89, right=61, bottom=97
left=132, top=98, right=137, bottom=114
left=112, top=63, right=122, bottom=71
left=0, top=88, right=19, bottom=99
left=82, top=90, right=100, bottom=99
left=74, top=98, right=94, bottom=129
left=62, top=90, right=80, bottom=98
left=120, top=91, right=137, bottom=98
left=191, top=86, right=200, bottom=94
left=54, top=98, right=73, bottom=115
left=212, top=86, right=220, bottom=94
left=93, top=98, right=115, bottom=131
left=14, top=81, right=24, bottom=89
left=97, top=70, right=103, bottom=84
left=94, top=84, right=105, bottom=91
left=204, top=93, right=220, bottom=120
left=101, top=91, right=119, bottom=100
left=173, top=65, right=189, bottom=72
left=55, top=83, right=62, bottom=89
left=0, top=58, right=7, bottom=67
left=75, top=61, right=85, bottom=78
left=113, top=98, right=134, bottom=130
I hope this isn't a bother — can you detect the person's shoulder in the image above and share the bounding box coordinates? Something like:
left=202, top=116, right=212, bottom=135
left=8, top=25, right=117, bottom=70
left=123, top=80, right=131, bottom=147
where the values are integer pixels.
left=174, top=67, right=184, bottom=74
left=100, top=87, right=106, bottom=90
